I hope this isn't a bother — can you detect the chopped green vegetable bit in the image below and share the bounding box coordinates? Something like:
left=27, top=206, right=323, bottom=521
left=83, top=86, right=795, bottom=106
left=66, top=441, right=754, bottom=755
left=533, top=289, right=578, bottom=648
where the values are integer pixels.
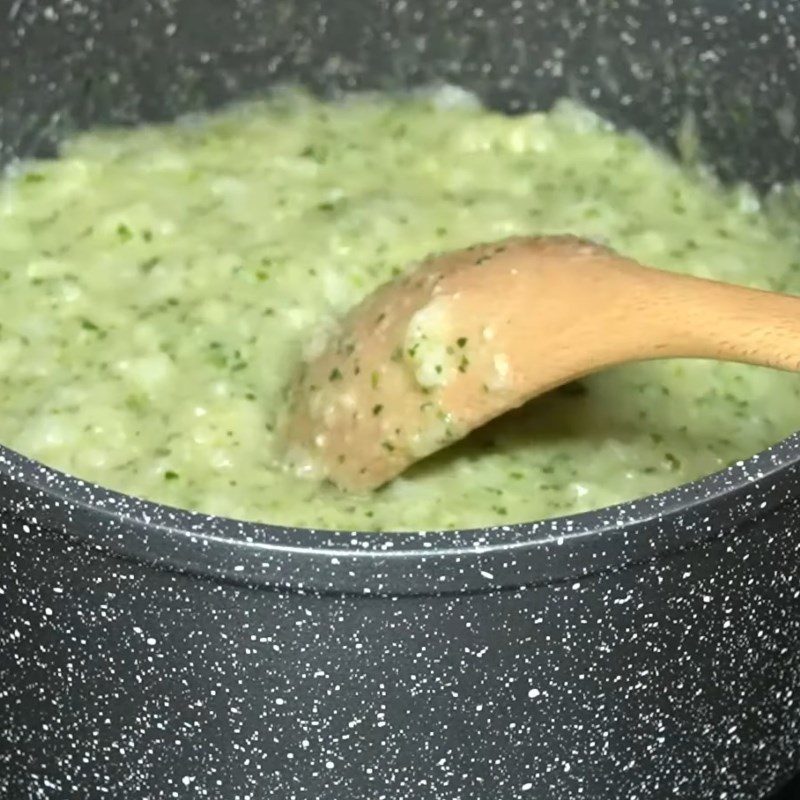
left=116, top=223, right=133, bottom=242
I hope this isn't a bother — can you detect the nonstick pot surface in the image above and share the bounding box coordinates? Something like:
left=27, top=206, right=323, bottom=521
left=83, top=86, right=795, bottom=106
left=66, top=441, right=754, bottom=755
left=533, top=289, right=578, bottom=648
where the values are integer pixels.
left=3, top=0, right=800, bottom=581
left=2, top=435, right=800, bottom=593
left=4, top=2, right=800, bottom=800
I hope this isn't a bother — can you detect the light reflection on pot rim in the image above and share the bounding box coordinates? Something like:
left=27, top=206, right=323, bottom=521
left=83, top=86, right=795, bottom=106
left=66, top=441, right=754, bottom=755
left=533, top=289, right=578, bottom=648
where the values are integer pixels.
left=1, top=430, right=798, bottom=595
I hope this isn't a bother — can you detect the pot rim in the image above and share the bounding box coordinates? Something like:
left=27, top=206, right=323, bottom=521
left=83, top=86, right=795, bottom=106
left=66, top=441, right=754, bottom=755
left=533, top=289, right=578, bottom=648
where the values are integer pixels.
left=1, top=432, right=798, bottom=595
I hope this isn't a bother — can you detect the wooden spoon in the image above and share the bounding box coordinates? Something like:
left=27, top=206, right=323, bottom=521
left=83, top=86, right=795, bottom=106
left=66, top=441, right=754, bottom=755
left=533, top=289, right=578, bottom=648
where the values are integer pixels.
left=282, top=234, right=800, bottom=491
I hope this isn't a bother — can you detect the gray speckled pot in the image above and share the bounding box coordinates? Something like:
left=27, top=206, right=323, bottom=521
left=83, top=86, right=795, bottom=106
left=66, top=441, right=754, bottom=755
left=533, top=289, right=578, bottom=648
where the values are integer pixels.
left=2, top=1, right=800, bottom=798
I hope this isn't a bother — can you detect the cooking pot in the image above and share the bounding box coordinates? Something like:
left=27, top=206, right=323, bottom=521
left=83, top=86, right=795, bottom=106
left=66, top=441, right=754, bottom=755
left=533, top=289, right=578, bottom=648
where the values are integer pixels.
left=3, top=1, right=800, bottom=798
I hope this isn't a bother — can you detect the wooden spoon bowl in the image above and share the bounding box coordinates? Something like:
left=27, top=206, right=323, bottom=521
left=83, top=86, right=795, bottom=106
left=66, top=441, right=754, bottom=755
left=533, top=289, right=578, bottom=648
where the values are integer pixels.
left=282, top=235, right=800, bottom=491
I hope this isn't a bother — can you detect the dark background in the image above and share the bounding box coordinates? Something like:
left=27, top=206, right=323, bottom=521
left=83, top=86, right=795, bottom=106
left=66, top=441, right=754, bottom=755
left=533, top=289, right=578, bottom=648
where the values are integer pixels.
left=772, top=774, right=800, bottom=799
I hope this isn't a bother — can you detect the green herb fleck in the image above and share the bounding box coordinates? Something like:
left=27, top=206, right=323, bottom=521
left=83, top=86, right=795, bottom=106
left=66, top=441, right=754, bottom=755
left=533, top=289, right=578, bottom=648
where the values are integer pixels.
left=373, top=404, right=384, bottom=416
left=116, top=223, right=133, bottom=242
left=300, top=144, right=328, bottom=163
left=329, top=367, right=343, bottom=382
left=139, top=257, right=160, bottom=274
left=124, top=393, right=148, bottom=413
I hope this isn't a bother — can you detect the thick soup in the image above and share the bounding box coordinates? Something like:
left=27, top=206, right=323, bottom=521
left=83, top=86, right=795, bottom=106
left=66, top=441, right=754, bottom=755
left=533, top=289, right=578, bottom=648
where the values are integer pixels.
left=1, top=88, right=799, bottom=531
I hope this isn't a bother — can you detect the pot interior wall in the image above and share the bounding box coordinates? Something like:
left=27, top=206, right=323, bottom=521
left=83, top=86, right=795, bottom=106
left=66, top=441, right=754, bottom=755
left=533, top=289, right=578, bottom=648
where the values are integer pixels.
left=1, top=0, right=799, bottom=190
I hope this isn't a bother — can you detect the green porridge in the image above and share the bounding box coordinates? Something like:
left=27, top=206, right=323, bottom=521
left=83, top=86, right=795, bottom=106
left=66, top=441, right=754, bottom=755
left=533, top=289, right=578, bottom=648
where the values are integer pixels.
left=1, top=87, right=799, bottom=531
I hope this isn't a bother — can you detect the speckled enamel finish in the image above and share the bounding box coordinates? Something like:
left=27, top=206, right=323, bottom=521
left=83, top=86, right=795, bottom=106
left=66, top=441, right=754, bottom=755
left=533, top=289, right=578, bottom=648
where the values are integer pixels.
left=2, top=0, right=800, bottom=797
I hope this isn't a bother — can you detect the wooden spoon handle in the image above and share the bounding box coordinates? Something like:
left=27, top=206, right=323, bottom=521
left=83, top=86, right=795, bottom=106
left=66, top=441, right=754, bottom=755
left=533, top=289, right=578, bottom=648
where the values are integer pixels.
left=632, top=265, right=800, bottom=373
